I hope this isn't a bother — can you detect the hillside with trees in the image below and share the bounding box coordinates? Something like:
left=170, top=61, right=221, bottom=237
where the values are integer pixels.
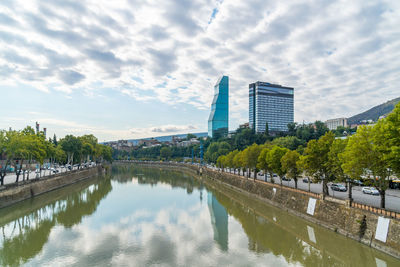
left=348, top=97, right=400, bottom=125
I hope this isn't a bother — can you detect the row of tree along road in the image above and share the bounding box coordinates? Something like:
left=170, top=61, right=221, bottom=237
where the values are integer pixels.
left=215, top=103, right=400, bottom=209
left=0, top=126, right=112, bottom=185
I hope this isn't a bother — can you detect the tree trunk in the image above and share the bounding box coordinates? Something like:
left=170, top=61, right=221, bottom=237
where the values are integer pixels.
left=380, top=190, right=385, bottom=209
left=253, top=169, right=256, bottom=181
left=308, top=179, right=311, bottom=192
left=280, top=176, right=283, bottom=186
left=348, top=181, right=353, bottom=202
left=323, top=179, right=329, bottom=196
left=294, top=178, right=298, bottom=189
left=15, top=160, right=23, bottom=183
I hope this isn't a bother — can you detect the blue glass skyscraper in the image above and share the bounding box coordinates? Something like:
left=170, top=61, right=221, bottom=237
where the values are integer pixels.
left=208, top=76, right=229, bottom=138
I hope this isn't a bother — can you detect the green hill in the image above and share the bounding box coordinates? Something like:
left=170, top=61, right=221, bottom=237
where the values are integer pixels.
left=348, top=97, right=400, bottom=125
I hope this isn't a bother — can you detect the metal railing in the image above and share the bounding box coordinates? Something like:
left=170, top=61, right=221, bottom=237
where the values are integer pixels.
left=350, top=202, right=400, bottom=219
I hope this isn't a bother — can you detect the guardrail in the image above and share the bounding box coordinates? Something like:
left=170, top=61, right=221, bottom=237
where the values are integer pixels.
left=350, top=202, right=400, bottom=219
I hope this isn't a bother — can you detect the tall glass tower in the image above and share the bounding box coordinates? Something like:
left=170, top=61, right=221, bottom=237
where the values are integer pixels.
left=208, top=76, right=229, bottom=138
left=249, top=81, right=294, bottom=133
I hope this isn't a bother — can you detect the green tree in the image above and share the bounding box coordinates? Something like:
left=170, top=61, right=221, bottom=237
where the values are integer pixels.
left=257, top=146, right=273, bottom=182
left=266, top=145, right=289, bottom=186
left=53, top=134, right=58, bottom=146
left=233, top=150, right=244, bottom=176
left=272, top=136, right=305, bottom=150
left=375, top=103, right=400, bottom=175
left=328, top=139, right=351, bottom=199
left=60, top=135, right=82, bottom=166
left=160, top=147, right=172, bottom=160
left=225, top=150, right=239, bottom=173
left=301, top=132, right=335, bottom=196
left=204, top=141, right=231, bottom=163
left=341, top=126, right=390, bottom=208
left=242, top=143, right=262, bottom=180
left=281, top=150, right=301, bottom=188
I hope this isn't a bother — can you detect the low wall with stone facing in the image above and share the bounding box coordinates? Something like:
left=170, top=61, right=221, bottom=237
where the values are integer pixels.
left=0, top=165, right=106, bottom=209
left=118, top=161, right=400, bottom=259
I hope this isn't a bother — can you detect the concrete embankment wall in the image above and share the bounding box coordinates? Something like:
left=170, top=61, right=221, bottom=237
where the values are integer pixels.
left=0, top=166, right=106, bottom=209
left=118, top=161, right=400, bottom=259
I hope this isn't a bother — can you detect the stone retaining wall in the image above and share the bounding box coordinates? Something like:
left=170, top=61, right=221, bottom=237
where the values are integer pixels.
left=118, top=161, right=400, bottom=259
left=0, top=166, right=106, bottom=209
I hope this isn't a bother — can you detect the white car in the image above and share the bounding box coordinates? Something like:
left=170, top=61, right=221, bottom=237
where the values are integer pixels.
left=362, top=187, right=379, bottom=195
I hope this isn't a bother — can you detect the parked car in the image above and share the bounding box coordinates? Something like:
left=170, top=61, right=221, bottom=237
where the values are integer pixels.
left=302, top=178, right=312, bottom=183
left=331, top=183, right=347, bottom=192
left=282, top=176, right=291, bottom=181
left=353, top=179, right=364, bottom=186
left=362, top=187, right=379, bottom=195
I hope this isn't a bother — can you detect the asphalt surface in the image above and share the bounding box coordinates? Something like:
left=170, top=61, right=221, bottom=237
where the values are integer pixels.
left=213, top=167, right=400, bottom=213
left=2, top=165, right=86, bottom=185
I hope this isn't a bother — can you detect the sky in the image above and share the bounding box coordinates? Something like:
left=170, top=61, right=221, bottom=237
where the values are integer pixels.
left=0, top=0, right=399, bottom=142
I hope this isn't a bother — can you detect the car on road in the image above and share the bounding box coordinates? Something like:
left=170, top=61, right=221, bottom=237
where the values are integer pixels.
left=331, top=183, right=347, bottom=192
left=302, top=178, right=313, bottom=183
left=281, top=176, right=291, bottom=181
left=362, top=187, right=379, bottom=195
left=353, top=179, right=364, bottom=186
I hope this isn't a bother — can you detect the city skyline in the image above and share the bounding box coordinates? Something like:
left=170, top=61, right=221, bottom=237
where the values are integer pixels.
left=0, top=1, right=399, bottom=141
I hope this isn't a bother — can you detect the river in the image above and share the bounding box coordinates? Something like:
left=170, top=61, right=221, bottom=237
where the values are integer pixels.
left=0, top=165, right=398, bottom=266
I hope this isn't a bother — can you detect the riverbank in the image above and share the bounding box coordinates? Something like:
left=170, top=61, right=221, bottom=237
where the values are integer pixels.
left=116, top=161, right=400, bottom=260
left=0, top=165, right=107, bottom=209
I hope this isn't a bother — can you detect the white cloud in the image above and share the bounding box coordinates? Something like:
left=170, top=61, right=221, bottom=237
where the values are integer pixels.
left=0, top=0, right=399, bottom=130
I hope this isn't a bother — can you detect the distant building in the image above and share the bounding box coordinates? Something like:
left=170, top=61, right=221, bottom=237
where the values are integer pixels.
left=138, top=139, right=161, bottom=147
left=325, top=118, right=348, bottom=130
left=176, top=138, right=200, bottom=147
left=249, top=81, right=294, bottom=133
left=208, top=76, right=229, bottom=138
left=239, top=122, right=249, bottom=129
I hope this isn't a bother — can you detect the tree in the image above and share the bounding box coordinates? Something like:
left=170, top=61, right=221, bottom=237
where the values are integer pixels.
left=266, top=145, right=289, bottom=186
left=328, top=139, right=351, bottom=199
left=301, top=132, right=335, bottom=196
left=257, top=146, right=272, bottom=182
left=60, top=135, right=82, bottom=167
left=375, top=102, right=400, bottom=175
left=272, top=136, right=305, bottom=150
left=265, top=122, right=269, bottom=137
left=216, top=155, right=227, bottom=171
left=160, top=147, right=172, bottom=160
left=53, top=134, right=58, bottom=146
left=233, top=150, right=244, bottom=176
left=186, top=133, right=197, bottom=140
left=225, top=150, right=239, bottom=173
left=341, top=126, right=390, bottom=208
left=314, top=120, right=329, bottom=139
left=281, top=150, right=301, bottom=188
left=242, top=143, right=262, bottom=180
left=204, top=141, right=231, bottom=163
left=287, top=122, right=297, bottom=136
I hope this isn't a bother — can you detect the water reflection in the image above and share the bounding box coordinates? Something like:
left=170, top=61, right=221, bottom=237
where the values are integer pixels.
left=0, top=166, right=398, bottom=266
left=207, top=193, right=228, bottom=251
left=0, top=175, right=111, bottom=266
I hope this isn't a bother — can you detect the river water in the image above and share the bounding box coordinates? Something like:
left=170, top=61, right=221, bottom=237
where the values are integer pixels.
left=0, top=165, right=399, bottom=266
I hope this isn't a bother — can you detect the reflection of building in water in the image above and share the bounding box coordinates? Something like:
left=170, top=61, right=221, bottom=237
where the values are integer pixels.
left=207, top=192, right=228, bottom=251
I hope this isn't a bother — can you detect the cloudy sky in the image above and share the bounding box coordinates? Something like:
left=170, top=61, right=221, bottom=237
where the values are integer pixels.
left=0, top=0, right=399, bottom=141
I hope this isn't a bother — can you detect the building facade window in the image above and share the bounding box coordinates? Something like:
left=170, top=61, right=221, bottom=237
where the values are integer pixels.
left=249, top=81, right=294, bottom=133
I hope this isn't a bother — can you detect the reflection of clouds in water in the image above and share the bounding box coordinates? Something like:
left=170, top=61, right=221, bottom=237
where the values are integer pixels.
left=27, top=203, right=292, bottom=267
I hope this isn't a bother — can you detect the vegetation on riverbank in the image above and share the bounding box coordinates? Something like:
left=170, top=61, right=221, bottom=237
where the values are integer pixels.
left=0, top=127, right=112, bottom=185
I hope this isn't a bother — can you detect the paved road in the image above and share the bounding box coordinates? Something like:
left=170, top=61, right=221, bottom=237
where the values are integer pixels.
left=214, top=167, right=400, bottom=213
left=2, top=165, right=85, bottom=185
